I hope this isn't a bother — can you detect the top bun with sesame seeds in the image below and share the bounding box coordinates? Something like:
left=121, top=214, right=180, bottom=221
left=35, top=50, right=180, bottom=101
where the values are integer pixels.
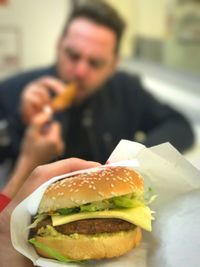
left=38, top=167, right=144, bottom=214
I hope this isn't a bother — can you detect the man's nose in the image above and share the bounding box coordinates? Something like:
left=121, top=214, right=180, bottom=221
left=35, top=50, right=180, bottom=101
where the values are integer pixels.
left=74, top=61, right=89, bottom=78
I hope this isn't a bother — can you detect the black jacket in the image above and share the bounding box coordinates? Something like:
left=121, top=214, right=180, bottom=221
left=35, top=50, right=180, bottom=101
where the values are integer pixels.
left=0, top=65, right=194, bottom=164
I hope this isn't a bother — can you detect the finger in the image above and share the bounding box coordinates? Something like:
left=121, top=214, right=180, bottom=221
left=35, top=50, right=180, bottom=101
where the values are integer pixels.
left=26, top=94, right=47, bottom=110
left=44, top=121, right=61, bottom=138
left=35, top=158, right=101, bottom=181
left=21, top=91, right=50, bottom=124
left=23, top=83, right=48, bottom=99
left=57, top=139, right=65, bottom=156
left=15, top=159, right=101, bottom=202
left=25, top=86, right=51, bottom=106
left=30, top=109, right=53, bottom=131
left=37, top=76, right=65, bottom=94
left=45, top=122, right=65, bottom=156
left=29, top=86, right=50, bottom=104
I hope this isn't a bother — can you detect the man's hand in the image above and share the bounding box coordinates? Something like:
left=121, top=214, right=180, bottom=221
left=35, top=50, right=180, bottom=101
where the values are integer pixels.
left=17, top=158, right=101, bottom=201
left=22, top=110, right=65, bottom=166
left=2, top=110, right=65, bottom=199
left=20, top=76, right=66, bottom=124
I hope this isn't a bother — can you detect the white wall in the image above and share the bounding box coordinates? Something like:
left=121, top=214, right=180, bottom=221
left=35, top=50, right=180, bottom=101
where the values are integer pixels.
left=105, top=0, right=137, bottom=58
left=0, top=0, right=70, bottom=75
left=134, top=0, right=167, bottom=39
left=105, top=0, right=168, bottom=57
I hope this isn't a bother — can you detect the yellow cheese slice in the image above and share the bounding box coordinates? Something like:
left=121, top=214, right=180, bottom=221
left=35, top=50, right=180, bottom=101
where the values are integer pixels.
left=52, top=206, right=153, bottom=232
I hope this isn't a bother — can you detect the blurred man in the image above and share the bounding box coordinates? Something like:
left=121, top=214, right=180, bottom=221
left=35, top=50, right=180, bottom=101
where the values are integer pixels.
left=0, top=0, right=194, bottom=169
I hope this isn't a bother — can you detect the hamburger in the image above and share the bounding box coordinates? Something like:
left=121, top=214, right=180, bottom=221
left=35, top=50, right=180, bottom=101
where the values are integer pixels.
left=29, top=166, right=154, bottom=263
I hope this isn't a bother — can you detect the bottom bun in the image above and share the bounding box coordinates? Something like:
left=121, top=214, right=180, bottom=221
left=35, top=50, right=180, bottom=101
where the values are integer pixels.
left=35, top=227, right=142, bottom=260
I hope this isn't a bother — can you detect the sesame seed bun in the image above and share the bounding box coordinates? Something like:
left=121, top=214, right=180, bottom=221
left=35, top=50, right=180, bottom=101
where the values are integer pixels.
left=39, top=167, right=144, bottom=213
left=35, top=227, right=142, bottom=260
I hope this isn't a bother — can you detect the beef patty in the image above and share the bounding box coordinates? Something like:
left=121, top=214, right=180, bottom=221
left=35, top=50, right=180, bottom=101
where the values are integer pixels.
left=32, top=217, right=135, bottom=235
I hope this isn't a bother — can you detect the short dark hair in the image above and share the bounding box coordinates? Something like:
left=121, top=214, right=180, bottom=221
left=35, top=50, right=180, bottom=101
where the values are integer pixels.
left=62, top=0, right=126, bottom=54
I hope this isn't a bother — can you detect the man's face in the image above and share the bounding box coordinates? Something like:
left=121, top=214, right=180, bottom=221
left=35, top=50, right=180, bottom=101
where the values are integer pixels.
left=57, top=18, right=118, bottom=103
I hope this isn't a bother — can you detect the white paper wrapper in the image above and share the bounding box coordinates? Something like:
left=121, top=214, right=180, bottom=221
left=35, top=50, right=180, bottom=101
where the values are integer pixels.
left=11, top=140, right=200, bottom=267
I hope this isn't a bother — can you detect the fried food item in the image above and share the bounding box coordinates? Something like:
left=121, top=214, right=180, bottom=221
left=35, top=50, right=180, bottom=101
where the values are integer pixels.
left=51, top=83, right=76, bottom=111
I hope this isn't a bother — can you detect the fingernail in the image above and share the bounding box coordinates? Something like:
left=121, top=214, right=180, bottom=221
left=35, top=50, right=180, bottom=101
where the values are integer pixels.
left=43, top=105, right=53, bottom=118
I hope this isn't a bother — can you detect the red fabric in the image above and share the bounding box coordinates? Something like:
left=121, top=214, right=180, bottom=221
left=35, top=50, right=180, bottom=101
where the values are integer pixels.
left=0, top=193, right=11, bottom=212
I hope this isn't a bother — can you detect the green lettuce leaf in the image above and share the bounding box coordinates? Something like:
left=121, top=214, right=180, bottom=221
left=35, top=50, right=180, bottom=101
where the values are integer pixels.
left=80, top=200, right=114, bottom=212
left=29, top=238, right=87, bottom=264
left=57, top=207, right=80, bottom=215
left=112, top=196, right=144, bottom=208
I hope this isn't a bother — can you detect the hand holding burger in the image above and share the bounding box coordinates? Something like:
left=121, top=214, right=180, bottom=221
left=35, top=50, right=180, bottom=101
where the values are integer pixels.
left=0, top=159, right=100, bottom=267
